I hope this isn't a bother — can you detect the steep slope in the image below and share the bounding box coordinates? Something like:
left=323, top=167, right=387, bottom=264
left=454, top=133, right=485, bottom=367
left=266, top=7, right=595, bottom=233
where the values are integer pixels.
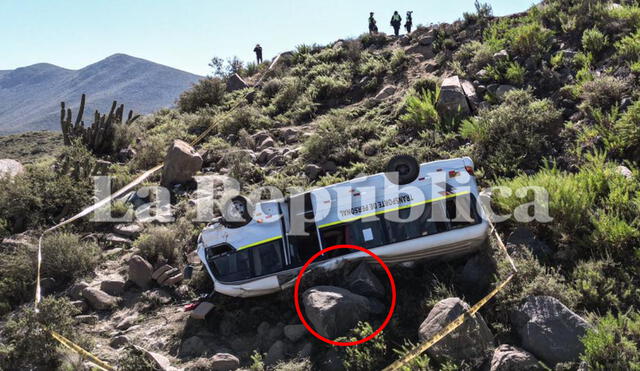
left=0, top=54, right=203, bottom=134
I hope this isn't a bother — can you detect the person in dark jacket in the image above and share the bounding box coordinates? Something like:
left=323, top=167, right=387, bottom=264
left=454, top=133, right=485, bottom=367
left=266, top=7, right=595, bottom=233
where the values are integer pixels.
left=390, top=11, right=402, bottom=36
left=405, top=11, right=413, bottom=34
left=368, top=12, right=378, bottom=34
left=253, top=44, right=263, bottom=64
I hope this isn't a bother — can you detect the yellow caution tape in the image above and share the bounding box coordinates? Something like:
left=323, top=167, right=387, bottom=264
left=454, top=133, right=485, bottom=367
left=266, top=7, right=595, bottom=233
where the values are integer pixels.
left=32, top=55, right=284, bottom=366
left=383, top=208, right=517, bottom=371
left=49, top=329, right=116, bottom=371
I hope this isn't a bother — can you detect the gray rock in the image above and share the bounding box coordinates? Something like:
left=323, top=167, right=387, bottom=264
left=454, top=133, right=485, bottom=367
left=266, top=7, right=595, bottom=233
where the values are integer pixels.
left=302, top=286, right=371, bottom=339
left=161, top=139, right=203, bottom=187
left=511, top=296, right=591, bottom=366
left=100, top=278, right=126, bottom=296
left=418, top=35, right=434, bottom=46
left=116, top=314, right=138, bottom=330
left=437, top=76, right=471, bottom=119
left=68, top=282, right=89, bottom=300
left=82, top=287, right=118, bottom=310
left=496, top=85, right=516, bottom=99
left=621, top=97, right=633, bottom=111
left=457, top=253, right=496, bottom=299
left=110, top=335, right=129, bottom=348
left=493, top=49, right=509, bottom=61
left=399, top=35, right=411, bottom=46
left=128, top=255, right=153, bottom=289
left=259, top=137, right=275, bottom=151
left=405, top=44, right=435, bottom=59
left=113, top=224, right=143, bottom=238
left=0, top=159, right=25, bottom=179
left=105, top=233, right=132, bottom=247
left=70, top=300, right=88, bottom=313
left=181, top=336, right=207, bottom=357
left=347, top=262, right=385, bottom=298
left=419, top=297, right=494, bottom=364
left=487, top=83, right=499, bottom=95
left=265, top=340, right=286, bottom=365
left=321, top=349, right=345, bottom=371
left=210, top=353, right=240, bottom=371
left=257, top=148, right=276, bottom=165
left=490, top=344, right=542, bottom=371
left=506, top=227, right=552, bottom=260
left=135, top=346, right=179, bottom=371
left=298, top=341, right=313, bottom=358
left=321, top=160, right=337, bottom=173
left=304, top=164, right=322, bottom=180
left=617, top=165, right=633, bottom=180
left=461, top=79, right=479, bottom=111
left=226, top=73, right=248, bottom=92
left=374, top=85, right=397, bottom=101
left=284, top=324, right=307, bottom=342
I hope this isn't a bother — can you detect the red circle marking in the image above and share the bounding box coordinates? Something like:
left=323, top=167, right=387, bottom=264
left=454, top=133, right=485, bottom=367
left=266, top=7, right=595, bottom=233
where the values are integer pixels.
left=293, top=244, right=397, bottom=346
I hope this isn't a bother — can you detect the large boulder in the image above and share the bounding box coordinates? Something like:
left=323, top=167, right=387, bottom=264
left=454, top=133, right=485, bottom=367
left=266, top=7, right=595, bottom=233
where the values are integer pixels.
left=490, top=344, right=542, bottom=371
left=346, top=262, right=385, bottom=298
left=302, top=286, right=371, bottom=339
left=226, top=73, right=248, bottom=92
left=418, top=297, right=494, bottom=364
left=436, top=76, right=471, bottom=120
left=210, top=353, right=240, bottom=371
left=81, top=287, right=118, bottom=310
left=511, top=296, right=591, bottom=366
left=161, top=140, right=203, bottom=187
left=128, top=255, right=153, bottom=289
left=100, top=278, right=126, bottom=296
left=374, top=85, right=397, bottom=101
left=457, top=253, right=496, bottom=301
left=265, top=340, right=286, bottom=365
left=0, top=159, right=24, bottom=179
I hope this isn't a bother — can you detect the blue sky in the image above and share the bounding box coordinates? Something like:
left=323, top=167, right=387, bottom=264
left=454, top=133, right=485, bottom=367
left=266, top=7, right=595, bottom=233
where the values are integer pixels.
left=0, top=0, right=534, bottom=76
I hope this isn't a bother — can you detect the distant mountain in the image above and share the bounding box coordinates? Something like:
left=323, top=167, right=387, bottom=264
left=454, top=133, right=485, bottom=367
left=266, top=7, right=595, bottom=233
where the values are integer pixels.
left=0, top=54, right=203, bottom=134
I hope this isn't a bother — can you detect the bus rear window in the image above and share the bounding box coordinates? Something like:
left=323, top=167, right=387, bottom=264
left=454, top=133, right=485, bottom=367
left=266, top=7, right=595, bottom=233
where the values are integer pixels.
left=208, top=239, right=285, bottom=282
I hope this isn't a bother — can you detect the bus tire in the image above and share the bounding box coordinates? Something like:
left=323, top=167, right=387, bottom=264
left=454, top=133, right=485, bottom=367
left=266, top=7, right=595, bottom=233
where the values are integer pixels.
left=222, top=195, right=253, bottom=228
left=385, top=155, right=419, bottom=185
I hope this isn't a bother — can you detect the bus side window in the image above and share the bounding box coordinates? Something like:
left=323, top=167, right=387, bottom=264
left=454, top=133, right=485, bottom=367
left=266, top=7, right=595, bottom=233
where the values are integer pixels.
left=385, top=203, right=442, bottom=243
left=320, top=224, right=352, bottom=258
left=252, top=239, right=285, bottom=276
left=446, top=194, right=480, bottom=230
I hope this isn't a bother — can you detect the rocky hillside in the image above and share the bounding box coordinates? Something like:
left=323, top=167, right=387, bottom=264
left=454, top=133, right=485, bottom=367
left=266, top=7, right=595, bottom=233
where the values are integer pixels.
left=0, top=54, right=203, bottom=134
left=2, top=1, right=640, bottom=370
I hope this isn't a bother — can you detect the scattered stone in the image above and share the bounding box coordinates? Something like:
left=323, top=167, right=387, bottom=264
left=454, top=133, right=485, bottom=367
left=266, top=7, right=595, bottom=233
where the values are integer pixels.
left=210, top=353, right=240, bottom=371
left=302, top=286, right=371, bottom=339
left=257, top=148, right=276, bottom=164
left=110, top=335, right=129, bottom=348
left=181, top=336, right=207, bottom=357
left=227, top=73, right=248, bottom=92
left=100, top=279, right=126, bottom=296
left=146, top=288, right=173, bottom=304
left=437, top=76, right=471, bottom=120
left=304, top=164, right=322, bottom=180
left=152, top=264, right=174, bottom=280
left=113, top=223, right=143, bottom=238
left=284, top=324, right=307, bottom=342
left=259, top=137, right=276, bottom=151
left=457, top=253, right=496, bottom=299
left=116, top=315, right=138, bottom=330
left=156, top=267, right=179, bottom=284
left=160, top=272, right=183, bottom=287
left=128, top=255, right=153, bottom=289
left=490, top=344, right=542, bottom=371
left=418, top=35, right=434, bottom=46
left=493, top=49, right=509, bottom=61
left=298, top=342, right=313, bottom=358
left=621, top=97, right=633, bottom=111
left=496, top=85, right=516, bottom=99
left=374, top=85, right=397, bottom=101
left=321, top=160, right=337, bottom=173
left=265, top=340, right=286, bottom=365
left=461, top=79, right=480, bottom=111
left=399, top=35, right=411, bottom=46
left=419, top=297, right=494, bottom=364
left=161, top=139, right=203, bottom=187
left=70, top=300, right=88, bottom=313
left=617, top=165, right=633, bottom=180
left=75, top=314, right=98, bottom=324
left=347, top=262, right=385, bottom=298
left=135, top=346, right=179, bottom=371
left=321, top=349, right=346, bottom=371
left=512, top=296, right=591, bottom=366
left=105, top=233, right=132, bottom=247
left=191, top=301, right=215, bottom=320
left=68, top=282, right=89, bottom=300
left=0, top=159, right=25, bottom=179
left=82, top=287, right=118, bottom=310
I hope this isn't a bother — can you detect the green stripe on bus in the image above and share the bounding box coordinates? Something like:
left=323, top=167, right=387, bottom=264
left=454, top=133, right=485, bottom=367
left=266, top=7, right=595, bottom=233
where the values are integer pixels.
left=318, top=191, right=471, bottom=229
left=238, top=236, right=282, bottom=251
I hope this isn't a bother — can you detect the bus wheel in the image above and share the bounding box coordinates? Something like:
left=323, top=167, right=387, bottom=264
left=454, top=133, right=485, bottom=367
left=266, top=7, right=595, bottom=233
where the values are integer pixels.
left=385, top=155, right=419, bottom=185
left=222, top=195, right=253, bottom=228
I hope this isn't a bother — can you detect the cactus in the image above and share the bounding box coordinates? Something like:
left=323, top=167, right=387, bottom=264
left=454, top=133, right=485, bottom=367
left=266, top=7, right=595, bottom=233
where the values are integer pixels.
left=60, top=94, right=140, bottom=155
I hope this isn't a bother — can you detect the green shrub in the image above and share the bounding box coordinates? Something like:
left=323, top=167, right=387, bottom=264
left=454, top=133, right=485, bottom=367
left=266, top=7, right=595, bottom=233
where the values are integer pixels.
left=616, top=29, right=640, bottom=61
left=389, top=49, right=408, bottom=72
left=359, top=33, right=388, bottom=48
left=337, top=322, right=387, bottom=371
left=579, top=75, right=627, bottom=112
left=391, top=340, right=433, bottom=370
left=581, top=312, right=640, bottom=370
left=271, top=76, right=305, bottom=114
left=177, top=77, right=227, bottom=113
left=582, top=28, right=608, bottom=55
left=41, top=232, right=100, bottom=287
left=607, top=5, right=640, bottom=31
left=505, top=61, right=526, bottom=85
left=453, top=41, right=495, bottom=76
left=219, top=105, right=273, bottom=136
left=358, top=53, right=388, bottom=78
left=0, top=247, right=34, bottom=315
left=0, top=297, right=82, bottom=370
left=399, top=88, right=441, bottom=132
left=262, top=78, right=283, bottom=98
left=607, top=101, right=640, bottom=161
left=134, top=223, right=195, bottom=266
left=505, top=22, right=554, bottom=59
left=273, top=358, right=312, bottom=371
left=309, top=75, right=350, bottom=102
left=0, top=218, right=9, bottom=239
left=118, top=346, right=157, bottom=371
left=460, top=89, right=562, bottom=177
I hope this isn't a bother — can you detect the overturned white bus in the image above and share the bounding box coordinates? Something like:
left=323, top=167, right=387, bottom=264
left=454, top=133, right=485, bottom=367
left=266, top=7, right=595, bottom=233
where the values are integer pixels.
left=196, top=155, right=489, bottom=297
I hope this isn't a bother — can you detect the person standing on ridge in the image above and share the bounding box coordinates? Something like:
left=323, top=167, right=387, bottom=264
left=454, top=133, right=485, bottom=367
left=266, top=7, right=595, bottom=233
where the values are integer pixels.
left=390, top=11, right=402, bottom=36
left=405, top=11, right=413, bottom=34
left=253, top=44, right=263, bottom=64
left=369, top=12, right=378, bottom=34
